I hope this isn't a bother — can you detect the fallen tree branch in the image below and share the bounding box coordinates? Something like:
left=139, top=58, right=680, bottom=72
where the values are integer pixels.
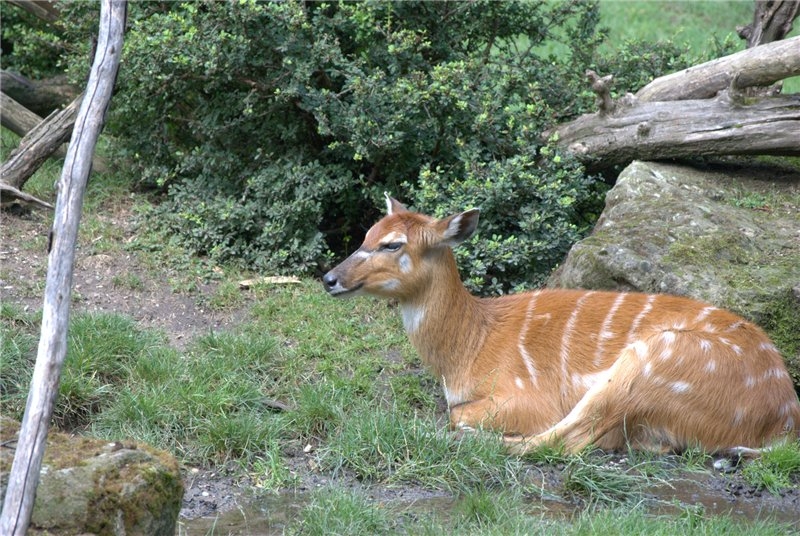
left=1, top=91, right=110, bottom=178
left=549, top=91, right=800, bottom=169
left=1, top=71, right=79, bottom=117
left=0, top=93, right=83, bottom=190
left=636, top=35, right=800, bottom=102
left=0, top=182, right=54, bottom=211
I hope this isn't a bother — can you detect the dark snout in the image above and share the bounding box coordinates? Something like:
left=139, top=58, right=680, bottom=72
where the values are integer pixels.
left=322, top=253, right=366, bottom=297
left=322, top=271, right=338, bottom=292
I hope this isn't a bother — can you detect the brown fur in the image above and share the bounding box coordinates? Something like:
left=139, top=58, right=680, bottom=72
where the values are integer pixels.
left=323, top=197, right=800, bottom=455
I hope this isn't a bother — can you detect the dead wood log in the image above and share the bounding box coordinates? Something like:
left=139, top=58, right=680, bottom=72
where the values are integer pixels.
left=0, top=1, right=126, bottom=533
left=0, top=181, right=54, bottom=211
left=1, top=91, right=110, bottom=177
left=7, top=0, right=61, bottom=22
left=2, top=91, right=70, bottom=159
left=1, top=92, right=46, bottom=138
left=549, top=91, right=800, bottom=170
left=1, top=71, right=80, bottom=117
left=636, top=35, right=800, bottom=102
left=0, top=93, right=82, bottom=190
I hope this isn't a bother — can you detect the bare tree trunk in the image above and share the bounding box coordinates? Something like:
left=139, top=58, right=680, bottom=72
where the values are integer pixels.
left=737, top=0, right=799, bottom=47
left=0, top=2, right=126, bottom=534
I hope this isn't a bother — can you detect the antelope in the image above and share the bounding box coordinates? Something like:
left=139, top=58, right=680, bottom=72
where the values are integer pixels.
left=322, top=194, right=800, bottom=456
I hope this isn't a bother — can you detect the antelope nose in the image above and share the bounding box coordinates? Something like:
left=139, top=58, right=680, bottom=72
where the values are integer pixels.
left=322, top=272, right=338, bottom=290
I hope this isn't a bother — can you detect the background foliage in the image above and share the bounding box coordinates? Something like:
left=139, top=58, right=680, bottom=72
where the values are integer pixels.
left=2, top=0, right=724, bottom=293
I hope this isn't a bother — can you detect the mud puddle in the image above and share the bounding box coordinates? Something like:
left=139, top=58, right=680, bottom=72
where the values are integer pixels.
left=177, top=472, right=799, bottom=535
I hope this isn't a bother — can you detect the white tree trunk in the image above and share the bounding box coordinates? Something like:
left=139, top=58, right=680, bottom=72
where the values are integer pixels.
left=0, top=2, right=126, bottom=534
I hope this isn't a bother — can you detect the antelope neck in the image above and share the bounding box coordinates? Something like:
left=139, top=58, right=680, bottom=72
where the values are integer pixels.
left=400, top=259, right=489, bottom=384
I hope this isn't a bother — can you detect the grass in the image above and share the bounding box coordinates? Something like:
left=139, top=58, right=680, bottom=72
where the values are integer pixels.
left=598, top=0, right=800, bottom=94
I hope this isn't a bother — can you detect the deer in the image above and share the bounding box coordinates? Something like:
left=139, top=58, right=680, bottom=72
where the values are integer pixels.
left=322, top=194, right=800, bottom=457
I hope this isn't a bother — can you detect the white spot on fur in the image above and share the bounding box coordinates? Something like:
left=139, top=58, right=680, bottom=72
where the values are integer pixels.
left=643, top=362, right=652, bottom=377
left=381, top=279, right=400, bottom=291
left=515, top=377, right=525, bottom=390
left=631, top=340, right=649, bottom=360
left=661, top=331, right=676, bottom=345
left=731, top=344, right=743, bottom=356
left=399, top=253, right=413, bottom=273
left=352, top=249, right=370, bottom=260
left=571, top=370, right=608, bottom=391
left=725, top=321, right=744, bottom=332
left=759, top=342, right=779, bottom=354
left=733, top=407, right=746, bottom=426
left=401, top=304, right=425, bottom=333
left=698, top=339, right=712, bottom=353
left=694, top=306, right=716, bottom=323
left=670, top=381, right=691, bottom=393
left=704, top=360, right=717, bottom=373
left=702, top=323, right=717, bottom=333
left=763, top=368, right=789, bottom=381
left=744, top=376, right=756, bottom=388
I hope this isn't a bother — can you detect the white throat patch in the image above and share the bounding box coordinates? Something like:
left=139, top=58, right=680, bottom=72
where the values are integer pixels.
left=401, top=304, right=425, bottom=333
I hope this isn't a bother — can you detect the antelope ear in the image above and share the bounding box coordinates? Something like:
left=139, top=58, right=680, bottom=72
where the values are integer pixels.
left=438, top=208, right=480, bottom=246
left=384, top=192, right=408, bottom=215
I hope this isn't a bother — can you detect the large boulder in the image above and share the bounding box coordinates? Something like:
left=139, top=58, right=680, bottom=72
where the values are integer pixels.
left=549, top=160, right=800, bottom=386
left=0, top=417, right=183, bottom=536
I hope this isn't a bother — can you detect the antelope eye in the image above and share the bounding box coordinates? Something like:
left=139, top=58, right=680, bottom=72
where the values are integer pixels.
left=380, top=242, right=403, bottom=252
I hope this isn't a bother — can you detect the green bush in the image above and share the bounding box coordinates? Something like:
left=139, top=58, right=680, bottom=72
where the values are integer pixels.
left=3, top=1, right=714, bottom=294
left=109, top=0, right=612, bottom=292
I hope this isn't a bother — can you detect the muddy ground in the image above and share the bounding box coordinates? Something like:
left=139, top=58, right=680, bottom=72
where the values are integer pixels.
left=1, top=197, right=798, bottom=528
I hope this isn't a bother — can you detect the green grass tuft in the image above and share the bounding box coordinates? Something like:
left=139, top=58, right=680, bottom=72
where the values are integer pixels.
left=742, top=441, right=800, bottom=495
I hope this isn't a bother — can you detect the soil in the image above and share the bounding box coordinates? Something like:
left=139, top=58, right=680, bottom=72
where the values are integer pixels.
left=1, top=193, right=798, bottom=529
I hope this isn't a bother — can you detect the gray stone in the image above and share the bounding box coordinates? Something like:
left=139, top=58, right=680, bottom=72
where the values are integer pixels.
left=1, top=417, right=183, bottom=536
left=549, top=160, right=800, bottom=384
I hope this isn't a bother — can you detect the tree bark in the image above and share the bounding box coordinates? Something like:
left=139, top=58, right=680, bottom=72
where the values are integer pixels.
left=0, top=2, right=126, bottom=534
left=635, top=35, right=800, bottom=102
left=737, top=0, right=799, bottom=47
left=1, top=91, right=110, bottom=179
left=550, top=33, right=800, bottom=169
left=7, top=0, right=61, bottom=22
left=550, top=91, right=800, bottom=170
left=0, top=93, right=82, bottom=190
left=1, top=71, right=80, bottom=118
left=0, top=182, right=54, bottom=210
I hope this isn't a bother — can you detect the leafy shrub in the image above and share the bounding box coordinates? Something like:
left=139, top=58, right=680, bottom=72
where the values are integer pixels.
left=108, top=0, right=611, bottom=292
left=4, top=0, right=715, bottom=293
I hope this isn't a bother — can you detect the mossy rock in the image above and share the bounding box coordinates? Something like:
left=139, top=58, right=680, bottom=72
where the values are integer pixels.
left=549, top=160, right=800, bottom=388
left=0, top=417, right=183, bottom=536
